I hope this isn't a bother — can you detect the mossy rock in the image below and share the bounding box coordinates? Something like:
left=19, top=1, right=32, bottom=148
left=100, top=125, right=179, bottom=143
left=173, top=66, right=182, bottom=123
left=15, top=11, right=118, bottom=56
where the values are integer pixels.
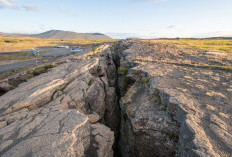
left=127, top=107, right=135, bottom=118
left=33, top=63, right=56, bottom=76
left=145, top=76, right=153, bottom=84
left=124, top=76, right=133, bottom=87
left=121, top=85, right=137, bottom=105
left=151, top=90, right=162, bottom=105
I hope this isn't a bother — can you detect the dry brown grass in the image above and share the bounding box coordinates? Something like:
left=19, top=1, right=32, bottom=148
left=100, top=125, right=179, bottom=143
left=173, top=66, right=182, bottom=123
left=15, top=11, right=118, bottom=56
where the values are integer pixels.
left=153, top=39, right=232, bottom=53
left=0, top=36, right=117, bottom=52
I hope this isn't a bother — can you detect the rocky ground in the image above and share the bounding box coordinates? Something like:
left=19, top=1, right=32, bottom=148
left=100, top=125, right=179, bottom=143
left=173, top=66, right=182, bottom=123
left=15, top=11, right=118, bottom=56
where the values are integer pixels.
left=0, top=40, right=231, bottom=157
left=118, top=40, right=232, bottom=157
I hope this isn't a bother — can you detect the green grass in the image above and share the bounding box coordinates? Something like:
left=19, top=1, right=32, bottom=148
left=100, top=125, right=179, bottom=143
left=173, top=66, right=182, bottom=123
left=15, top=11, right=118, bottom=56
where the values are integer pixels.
left=157, top=39, right=232, bottom=53
left=0, top=52, right=40, bottom=61
left=0, top=72, right=11, bottom=80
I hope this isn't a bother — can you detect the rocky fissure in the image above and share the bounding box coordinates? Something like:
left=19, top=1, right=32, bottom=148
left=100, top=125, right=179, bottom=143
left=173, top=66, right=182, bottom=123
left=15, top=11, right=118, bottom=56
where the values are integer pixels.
left=115, top=42, right=180, bottom=157
left=0, top=40, right=231, bottom=157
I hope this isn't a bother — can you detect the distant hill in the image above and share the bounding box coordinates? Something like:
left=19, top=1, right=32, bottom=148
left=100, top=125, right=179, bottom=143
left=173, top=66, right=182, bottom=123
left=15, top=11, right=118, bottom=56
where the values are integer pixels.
left=30, top=30, right=112, bottom=40
left=205, top=37, right=232, bottom=40
left=157, top=37, right=232, bottom=40
left=0, top=30, right=112, bottom=40
left=0, top=32, right=20, bottom=37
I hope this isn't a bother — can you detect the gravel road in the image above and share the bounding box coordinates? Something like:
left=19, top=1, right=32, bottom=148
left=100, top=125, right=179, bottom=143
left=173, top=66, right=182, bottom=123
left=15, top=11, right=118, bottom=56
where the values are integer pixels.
left=0, top=47, right=76, bottom=75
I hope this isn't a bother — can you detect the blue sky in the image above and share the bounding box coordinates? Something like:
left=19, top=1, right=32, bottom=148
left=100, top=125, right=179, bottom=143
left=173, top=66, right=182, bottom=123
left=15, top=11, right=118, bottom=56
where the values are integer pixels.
left=0, top=0, right=232, bottom=38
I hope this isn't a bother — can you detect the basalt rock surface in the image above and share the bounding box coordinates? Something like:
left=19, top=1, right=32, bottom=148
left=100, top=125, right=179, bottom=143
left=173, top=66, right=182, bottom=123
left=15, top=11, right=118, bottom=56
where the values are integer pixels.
left=0, top=45, right=118, bottom=157
left=117, top=40, right=232, bottom=157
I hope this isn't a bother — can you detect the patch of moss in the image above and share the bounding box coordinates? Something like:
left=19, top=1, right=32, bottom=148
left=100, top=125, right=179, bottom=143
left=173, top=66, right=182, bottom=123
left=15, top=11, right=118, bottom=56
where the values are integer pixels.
left=50, top=62, right=56, bottom=67
left=121, top=85, right=137, bottom=105
left=151, top=90, right=162, bottom=105
left=127, top=85, right=137, bottom=98
left=118, top=67, right=128, bottom=75
left=33, top=67, right=46, bottom=75
left=145, top=77, right=153, bottom=84
left=0, top=72, right=10, bottom=80
left=127, top=108, right=135, bottom=118
left=124, top=76, right=133, bottom=87
left=162, top=131, right=179, bottom=142
left=168, top=133, right=179, bottom=142
left=27, top=69, right=34, bottom=74
left=33, top=63, right=56, bottom=76
left=203, top=65, right=232, bottom=71
left=42, top=60, right=49, bottom=63
left=27, top=73, right=34, bottom=79
left=58, top=87, right=66, bottom=92
left=161, top=105, right=167, bottom=111
left=10, top=85, right=17, bottom=90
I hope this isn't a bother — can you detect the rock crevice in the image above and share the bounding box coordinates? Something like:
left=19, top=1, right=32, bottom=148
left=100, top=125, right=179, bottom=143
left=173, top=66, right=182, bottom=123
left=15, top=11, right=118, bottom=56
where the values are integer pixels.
left=0, top=40, right=230, bottom=157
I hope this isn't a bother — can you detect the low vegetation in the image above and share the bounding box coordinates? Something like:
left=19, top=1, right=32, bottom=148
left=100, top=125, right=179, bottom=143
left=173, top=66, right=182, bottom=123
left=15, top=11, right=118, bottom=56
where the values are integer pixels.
left=118, top=67, right=128, bottom=75
left=0, top=52, right=40, bottom=61
left=0, top=62, right=58, bottom=96
left=31, top=63, right=56, bottom=76
left=203, top=64, right=232, bottom=71
left=156, top=39, right=232, bottom=53
left=0, top=36, right=117, bottom=52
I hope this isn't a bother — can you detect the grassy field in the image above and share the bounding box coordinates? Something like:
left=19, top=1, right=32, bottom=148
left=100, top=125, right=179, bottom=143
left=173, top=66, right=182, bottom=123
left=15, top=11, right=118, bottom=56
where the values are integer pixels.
left=0, top=36, right=117, bottom=52
left=157, top=39, right=232, bottom=53
left=0, top=52, right=41, bottom=61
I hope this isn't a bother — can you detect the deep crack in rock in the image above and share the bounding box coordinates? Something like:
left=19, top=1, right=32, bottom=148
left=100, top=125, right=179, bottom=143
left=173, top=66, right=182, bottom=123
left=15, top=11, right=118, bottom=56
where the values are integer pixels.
left=0, top=40, right=230, bottom=157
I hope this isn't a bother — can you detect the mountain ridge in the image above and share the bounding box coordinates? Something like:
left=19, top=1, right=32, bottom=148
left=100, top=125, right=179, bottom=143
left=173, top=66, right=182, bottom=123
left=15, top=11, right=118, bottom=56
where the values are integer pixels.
left=30, top=30, right=112, bottom=40
left=0, top=30, right=112, bottom=40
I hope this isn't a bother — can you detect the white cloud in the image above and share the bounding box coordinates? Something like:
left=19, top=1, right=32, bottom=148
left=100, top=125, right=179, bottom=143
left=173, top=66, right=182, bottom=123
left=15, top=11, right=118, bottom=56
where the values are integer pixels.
left=59, top=7, right=67, bottom=13
left=167, top=25, right=177, bottom=29
left=0, top=0, right=17, bottom=8
left=39, top=24, right=54, bottom=32
left=0, top=4, right=5, bottom=9
left=106, top=33, right=139, bottom=39
left=167, top=25, right=182, bottom=29
left=22, top=5, right=39, bottom=11
left=0, top=0, right=39, bottom=11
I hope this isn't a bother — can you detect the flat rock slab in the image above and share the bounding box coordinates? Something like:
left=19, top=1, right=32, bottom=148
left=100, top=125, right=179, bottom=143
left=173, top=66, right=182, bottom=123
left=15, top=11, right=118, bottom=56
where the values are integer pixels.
left=0, top=110, right=90, bottom=157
